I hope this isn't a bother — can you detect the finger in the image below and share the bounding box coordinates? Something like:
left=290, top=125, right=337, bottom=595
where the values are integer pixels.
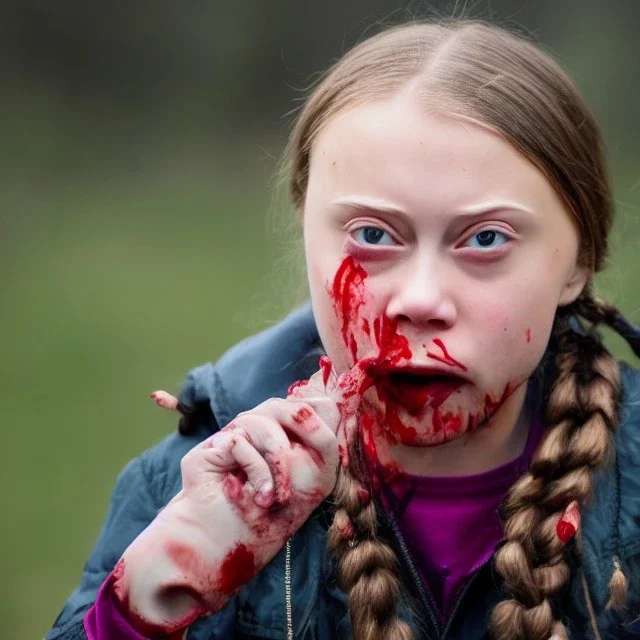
left=230, top=411, right=291, bottom=454
left=179, top=430, right=237, bottom=490
left=203, top=435, right=276, bottom=508
left=230, top=412, right=294, bottom=506
left=267, top=399, right=338, bottom=470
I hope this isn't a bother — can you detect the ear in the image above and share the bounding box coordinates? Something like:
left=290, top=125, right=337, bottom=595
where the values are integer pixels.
left=558, top=265, right=589, bottom=307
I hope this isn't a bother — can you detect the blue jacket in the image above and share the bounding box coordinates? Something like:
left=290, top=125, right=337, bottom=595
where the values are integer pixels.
left=47, top=304, right=640, bottom=639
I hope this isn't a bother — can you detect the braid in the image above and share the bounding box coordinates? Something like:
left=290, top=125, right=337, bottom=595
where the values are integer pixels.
left=574, top=289, right=640, bottom=357
left=328, top=460, right=412, bottom=640
left=490, top=307, right=623, bottom=640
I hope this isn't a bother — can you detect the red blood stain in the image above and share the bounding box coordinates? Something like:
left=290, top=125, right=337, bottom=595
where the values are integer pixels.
left=268, top=457, right=293, bottom=505
left=113, top=557, right=125, bottom=582
left=319, top=355, right=332, bottom=386
left=165, top=540, right=203, bottom=576
left=360, top=413, right=378, bottom=467
left=217, top=544, right=256, bottom=594
left=556, top=519, right=577, bottom=543
left=292, top=407, right=312, bottom=424
left=332, top=256, right=368, bottom=362
left=483, top=383, right=512, bottom=417
left=378, top=377, right=463, bottom=416
left=433, top=408, right=463, bottom=435
left=222, top=468, right=248, bottom=503
left=356, top=487, right=371, bottom=505
left=329, top=256, right=517, bottom=473
left=426, top=338, right=468, bottom=372
left=331, top=256, right=412, bottom=372
left=526, top=328, right=531, bottom=344
left=556, top=502, right=580, bottom=542
left=330, top=256, right=465, bottom=454
left=287, top=379, right=308, bottom=396
left=375, top=314, right=413, bottom=366
left=359, top=411, right=401, bottom=486
left=334, top=511, right=355, bottom=540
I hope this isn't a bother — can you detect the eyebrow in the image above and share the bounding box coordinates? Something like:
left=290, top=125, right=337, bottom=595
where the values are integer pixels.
left=331, top=195, right=535, bottom=218
left=331, top=196, right=408, bottom=215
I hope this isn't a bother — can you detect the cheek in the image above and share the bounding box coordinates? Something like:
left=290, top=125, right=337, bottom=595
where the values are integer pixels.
left=308, top=256, right=395, bottom=374
left=467, top=290, right=556, bottom=375
left=306, top=256, right=364, bottom=374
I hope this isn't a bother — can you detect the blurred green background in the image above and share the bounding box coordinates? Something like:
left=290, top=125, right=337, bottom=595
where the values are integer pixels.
left=1, top=1, right=638, bottom=637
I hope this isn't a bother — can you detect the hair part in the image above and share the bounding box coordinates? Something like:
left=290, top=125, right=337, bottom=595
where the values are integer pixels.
left=285, top=18, right=633, bottom=640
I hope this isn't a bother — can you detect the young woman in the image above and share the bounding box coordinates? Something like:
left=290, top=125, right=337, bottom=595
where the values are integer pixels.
left=47, top=19, right=640, bottom=640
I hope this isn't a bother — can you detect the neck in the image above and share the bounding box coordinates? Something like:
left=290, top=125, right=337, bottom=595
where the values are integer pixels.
left=390, top=383, right=531, bottom=477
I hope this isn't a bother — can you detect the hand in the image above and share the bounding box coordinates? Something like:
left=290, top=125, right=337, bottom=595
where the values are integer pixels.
left=114, top=358, right=372, bottom=636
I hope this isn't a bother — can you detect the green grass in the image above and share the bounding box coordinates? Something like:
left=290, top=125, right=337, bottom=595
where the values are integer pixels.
left=1, top=158, right=303, bottom=638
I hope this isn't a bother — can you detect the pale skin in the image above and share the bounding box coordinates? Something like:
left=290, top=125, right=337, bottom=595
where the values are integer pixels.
left=114, top=91, right=588, bottom=634
left=304, top=92, right=588, bottom=476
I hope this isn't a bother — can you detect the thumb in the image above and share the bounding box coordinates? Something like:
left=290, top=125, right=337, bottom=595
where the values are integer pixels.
left=287, top=366, right=341, bottom=433
left=286, top=356, right=376, bottom=436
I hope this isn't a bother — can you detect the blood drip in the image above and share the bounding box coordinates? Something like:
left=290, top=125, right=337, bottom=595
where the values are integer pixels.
left=426, top=338, right=469, bottom=372
left=483, top=383, right=513, bottom=418
left=332, top=256, right=368, bottom=362
left=319, top=355, right=332, bottom=386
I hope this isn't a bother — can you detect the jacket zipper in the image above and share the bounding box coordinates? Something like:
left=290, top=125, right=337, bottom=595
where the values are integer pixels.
left=387, top=514, right=442, bottom=639
left=439, top=565, right=484, bottom=639
left=388, top=513, right=493, bottom=640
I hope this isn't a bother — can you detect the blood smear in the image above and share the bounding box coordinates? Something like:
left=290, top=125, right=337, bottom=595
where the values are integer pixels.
left=217, top=544, right=256, bottom=594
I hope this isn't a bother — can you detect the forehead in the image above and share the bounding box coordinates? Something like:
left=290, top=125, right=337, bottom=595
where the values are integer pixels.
left=307, top=93, right=562, bottom=217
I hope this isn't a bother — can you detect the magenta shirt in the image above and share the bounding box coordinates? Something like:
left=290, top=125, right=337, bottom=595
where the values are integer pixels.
left=391, top=416, right=544, bottom=620
left=85, top=418, right=544, bottom=638
left=84, top=572, right=149, bottom=640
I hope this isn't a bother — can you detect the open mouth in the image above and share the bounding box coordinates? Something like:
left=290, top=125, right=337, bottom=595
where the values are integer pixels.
left=378, top=370, right=466, bottom=413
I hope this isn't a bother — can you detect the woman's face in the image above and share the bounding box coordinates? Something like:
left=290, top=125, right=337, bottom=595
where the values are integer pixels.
left=303, top=93, right=586, bottom=452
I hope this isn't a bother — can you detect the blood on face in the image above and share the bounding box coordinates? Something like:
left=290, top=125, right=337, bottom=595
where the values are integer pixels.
left=327, top=256, right=516, bottom=470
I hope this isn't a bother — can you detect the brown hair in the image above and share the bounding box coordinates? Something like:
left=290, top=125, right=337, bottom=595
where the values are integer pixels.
left=285, top=20, right=634, bottom=640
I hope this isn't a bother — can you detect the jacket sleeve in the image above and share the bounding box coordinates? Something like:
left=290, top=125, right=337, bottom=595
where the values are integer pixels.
left=45, top=455, right=162, bottom=640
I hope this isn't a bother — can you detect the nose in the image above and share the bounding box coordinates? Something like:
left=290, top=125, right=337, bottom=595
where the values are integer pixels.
left=385, top=257, right=457, bottom=330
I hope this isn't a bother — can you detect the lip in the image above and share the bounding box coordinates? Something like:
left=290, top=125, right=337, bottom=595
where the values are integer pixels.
left=374, top=366, right=467, bottom=414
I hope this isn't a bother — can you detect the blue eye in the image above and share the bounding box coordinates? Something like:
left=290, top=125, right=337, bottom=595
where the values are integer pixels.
left=353, top=226, right=395, bottom=246
left=464, top=229, right=509, bottom=250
